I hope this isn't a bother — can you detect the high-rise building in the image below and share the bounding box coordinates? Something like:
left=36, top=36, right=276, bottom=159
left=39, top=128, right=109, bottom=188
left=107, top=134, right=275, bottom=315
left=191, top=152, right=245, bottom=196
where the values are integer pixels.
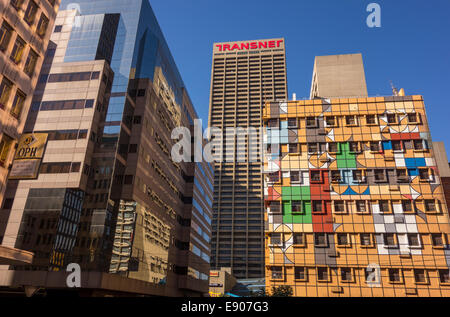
left=263, top=55, right=450, bottom=297
left=433, top=142, right=450, bottom=215
left=208, top=38, right=287, bottom=279
left=0, top=0, right=60, bottom=233
left=310, top=53, right=368, bottom=99
left=0, top=1, right=213, bottom=297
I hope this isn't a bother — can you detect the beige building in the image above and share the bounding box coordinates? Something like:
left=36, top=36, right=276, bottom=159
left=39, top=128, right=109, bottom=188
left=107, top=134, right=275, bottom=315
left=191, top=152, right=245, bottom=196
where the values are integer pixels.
left=209, top=267, right=236, bottom=296
left=208, top=38, right=287, bottom=279
left=0, top=0, right=60, bottom=214
left=310, top=53, right=368, bottom=99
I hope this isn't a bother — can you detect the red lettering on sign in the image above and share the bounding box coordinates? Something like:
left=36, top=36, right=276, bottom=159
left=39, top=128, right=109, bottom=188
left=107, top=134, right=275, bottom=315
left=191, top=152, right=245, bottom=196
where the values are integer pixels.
left=215, top=44, right=222, bottom=51
left=277, top=40, right=283, bottom=47
left=268, top=40, right=275, bottom=48
left=250, top=42, right=258, bottom=49
left=241, top=43, right=249, bottom=50
left=223, top=44, right=231, bottom=51
left=216, top=40, right=283, bottom=52
left=258, top=42, right=267, bottom=49
left=231, top=43, right=240, bottom=50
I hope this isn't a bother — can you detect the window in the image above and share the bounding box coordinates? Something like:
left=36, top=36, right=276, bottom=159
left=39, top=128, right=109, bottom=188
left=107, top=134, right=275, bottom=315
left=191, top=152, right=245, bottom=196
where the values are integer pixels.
left=290, top=171, right=300, bottom=183
left=24, top=49, right=38, bottom=77
left=288, top=143, right=299, bottom=154
left=271, top=266, right=283, bottom=279
left=387, top=113, right=397, bottom=124
left=54, top=25, right=63, bottom=33
left=310, top=170, right=321, bottom=182
left=353, top=170, right=364, bottom=182
left=317, top=267, right=328, bottom=281
left=293, top=233, right=304, bottom=245
left=268, top=172, right=279, bottom=183
left=70, top=162, right=81, bottom=173
left=402, top=200, right=413, bottom=213
left=439, top=269, right=450, bottom=284
left=294, top=267, right=306, bottom=280
left=397, top=169, right=409, bottom=182
left=10, top=36, right=26, bottom=64
left=0, top=134, right=14, bottom=167
left=345, top=115, right=357, bottom=125
left=425, top=200, right=436, bottom=212
left=10, top=89, right=26, bottom=118
left=337, top=233, right=349, bottom=246
left=370, top=141, right=381, bottom=152
left=374, top=169, right=386, bottom=182
left=312, top=200, right=323, bottom=213
left=24, top=1, right=38, bottom=25
left=36, top=14, right=49, bottom=37
left=392, top=141, right=402, bottom=151
left=287, top=118, right=297, bottom=128
left=325, top=116, right=336, bottom=126
left=384, top=233, right=397, bottom=247
left=379, top=200, right=390, bottom=213
left=334, top=201, right=345, bottom=213
left=408, top=113, right=418, bottom=123
left=292, top=200, right=302, bottom=214
left=331, top=170, right=341, bottom=182
left=407, top=234, right=420, bottom=247
left=349, top=142, right=359, bottom=153
left=360, top=233, right=372, bottom=246
left=308, top=143, right=318, bottom=153
left=11, top=0, right=24, bottom=10
left=389, top=269, right=402, bottom=283
left=268, top=119, right=278, bottom=128
left=0, top=22, right=13, bottom=52
left=268, top=201, right=281, bottom=214
left=0, top=77, right=13, bottom=109
left=419, top=168, right=430, bottom=181
left=413, top=139, right=424, bottom=150
left=366, top=114, right=376, bottom=125
left=91, top=72, right=100, bottom=80
left=328, top=142, right=338, bottom=153
left=314, top=233, right=327, bottom=247
left=431, top=234, right=444, bottom=247
left=341, top=268, right=353, bottom=282
left=356, top=200, right=367, bottom=213
left=306, top=116, right=317, bottom=128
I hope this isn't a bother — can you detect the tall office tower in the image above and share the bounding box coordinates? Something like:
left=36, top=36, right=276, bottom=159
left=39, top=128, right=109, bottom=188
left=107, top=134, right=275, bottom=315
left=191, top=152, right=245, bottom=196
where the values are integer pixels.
left=208, top=38, right=287, bottom=278
left=310, top=53, right=368, bottom=99
left=0, top=1, right=213, bottom=297
left=0, top=0, right=60, bottom=233
left=263, top=56, right=450, bottom=297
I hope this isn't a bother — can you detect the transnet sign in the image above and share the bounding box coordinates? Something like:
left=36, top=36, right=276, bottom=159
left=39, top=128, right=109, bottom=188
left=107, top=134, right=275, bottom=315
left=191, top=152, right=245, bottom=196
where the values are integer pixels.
left=215, top=39, right=284, bottom=52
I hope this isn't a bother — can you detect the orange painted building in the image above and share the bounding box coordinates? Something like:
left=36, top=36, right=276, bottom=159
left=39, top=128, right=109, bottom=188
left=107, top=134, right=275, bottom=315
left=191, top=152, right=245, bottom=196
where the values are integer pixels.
left=263, top=96, right=450, bottom=296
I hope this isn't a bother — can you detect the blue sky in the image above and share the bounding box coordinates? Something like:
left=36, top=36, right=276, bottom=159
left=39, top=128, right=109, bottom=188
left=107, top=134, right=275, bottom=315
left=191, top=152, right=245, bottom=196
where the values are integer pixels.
left=150, top=0, right=450, bottom=156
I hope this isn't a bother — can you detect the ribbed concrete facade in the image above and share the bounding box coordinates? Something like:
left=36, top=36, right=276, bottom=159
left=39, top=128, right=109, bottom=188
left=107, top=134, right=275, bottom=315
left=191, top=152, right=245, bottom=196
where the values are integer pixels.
left=208, top=38, right=287, bottom=278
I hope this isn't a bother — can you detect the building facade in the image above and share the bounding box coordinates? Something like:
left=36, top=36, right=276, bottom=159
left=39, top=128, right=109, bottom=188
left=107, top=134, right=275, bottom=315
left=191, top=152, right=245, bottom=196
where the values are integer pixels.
left=0, top=0, right=213, bottom=297
left=263, top=95, right=450, bottom=296
left=208, top=38, right=287, bottom=279
left=0, top=0, right=60, bottom=232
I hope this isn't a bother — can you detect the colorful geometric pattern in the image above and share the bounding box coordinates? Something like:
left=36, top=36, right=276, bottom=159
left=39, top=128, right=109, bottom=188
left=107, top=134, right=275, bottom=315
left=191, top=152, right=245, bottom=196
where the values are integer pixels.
left=263, top=96, right=450, bottom=297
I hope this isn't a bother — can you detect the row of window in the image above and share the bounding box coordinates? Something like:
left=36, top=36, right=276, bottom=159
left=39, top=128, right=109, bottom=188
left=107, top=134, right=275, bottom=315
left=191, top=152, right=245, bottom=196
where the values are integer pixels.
left=267, top=199, right=440, bottom=214
left=267, top=113, right=421, bottom=129
left=267, top=167, right=434, bottom=184
left=39, top=162, right=81, bottom=174
left=38, top=71, right=100, bottom=84
left=30, top=98, right=95, bottom=111
left=269, top=232, right=448, bottom=249
left=271, top=139, right=428, bottom=155
left=270, top=266, right=450, bottom=284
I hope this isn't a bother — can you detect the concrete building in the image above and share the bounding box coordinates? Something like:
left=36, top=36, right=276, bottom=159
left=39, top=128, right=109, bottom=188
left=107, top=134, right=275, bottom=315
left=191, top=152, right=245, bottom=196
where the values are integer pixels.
left=208, top=38, right=287, bottom=279
left=0, top=0, right=60, bottom=235
left=263, top=54, right=450, bottom=297
left=209, top=267, right=236, bottom=296
left=433, top=142, right=450, bottom=216
left=0, top=1, right=213, bottom=297
left=310, top=53, right=368, bottom=99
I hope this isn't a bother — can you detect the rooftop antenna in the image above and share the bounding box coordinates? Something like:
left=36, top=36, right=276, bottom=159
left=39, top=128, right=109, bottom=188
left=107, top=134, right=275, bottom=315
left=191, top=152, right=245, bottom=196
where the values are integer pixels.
left=390, top=80, right=399, bottom=96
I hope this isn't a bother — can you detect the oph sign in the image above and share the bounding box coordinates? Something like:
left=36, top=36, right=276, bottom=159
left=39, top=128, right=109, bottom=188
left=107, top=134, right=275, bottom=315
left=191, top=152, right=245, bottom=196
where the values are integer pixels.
left=9, top=133, right=48, bottom=179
